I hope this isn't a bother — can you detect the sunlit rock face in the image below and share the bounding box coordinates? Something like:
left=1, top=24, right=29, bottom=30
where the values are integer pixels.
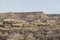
left=0, top=11, right=60, bottom=40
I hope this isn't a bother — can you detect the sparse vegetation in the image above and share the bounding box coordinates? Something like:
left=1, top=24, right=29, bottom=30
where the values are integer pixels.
left=0, top=12, right=59, bottom=40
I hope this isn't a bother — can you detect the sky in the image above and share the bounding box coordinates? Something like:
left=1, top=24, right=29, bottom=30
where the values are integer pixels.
left=0, top=0, right=60, bottom=14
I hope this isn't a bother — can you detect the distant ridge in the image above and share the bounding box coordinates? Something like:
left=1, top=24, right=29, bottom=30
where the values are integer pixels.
left=0, top=11, right=48, bottom=21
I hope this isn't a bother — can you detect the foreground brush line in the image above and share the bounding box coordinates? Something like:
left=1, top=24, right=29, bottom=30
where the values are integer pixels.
left=0, top=11, right=60, bottom=40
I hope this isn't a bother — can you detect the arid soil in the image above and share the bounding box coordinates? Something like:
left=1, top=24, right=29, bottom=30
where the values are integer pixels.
left=0, top=12, right=60, bottom=40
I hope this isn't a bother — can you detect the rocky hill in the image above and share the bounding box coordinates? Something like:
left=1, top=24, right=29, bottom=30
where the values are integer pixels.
left=0, top=12, right=60, bottom=40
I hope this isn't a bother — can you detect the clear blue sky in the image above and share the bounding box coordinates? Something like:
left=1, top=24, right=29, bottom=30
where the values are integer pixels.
left=0, top=0, right=60, bottom=14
